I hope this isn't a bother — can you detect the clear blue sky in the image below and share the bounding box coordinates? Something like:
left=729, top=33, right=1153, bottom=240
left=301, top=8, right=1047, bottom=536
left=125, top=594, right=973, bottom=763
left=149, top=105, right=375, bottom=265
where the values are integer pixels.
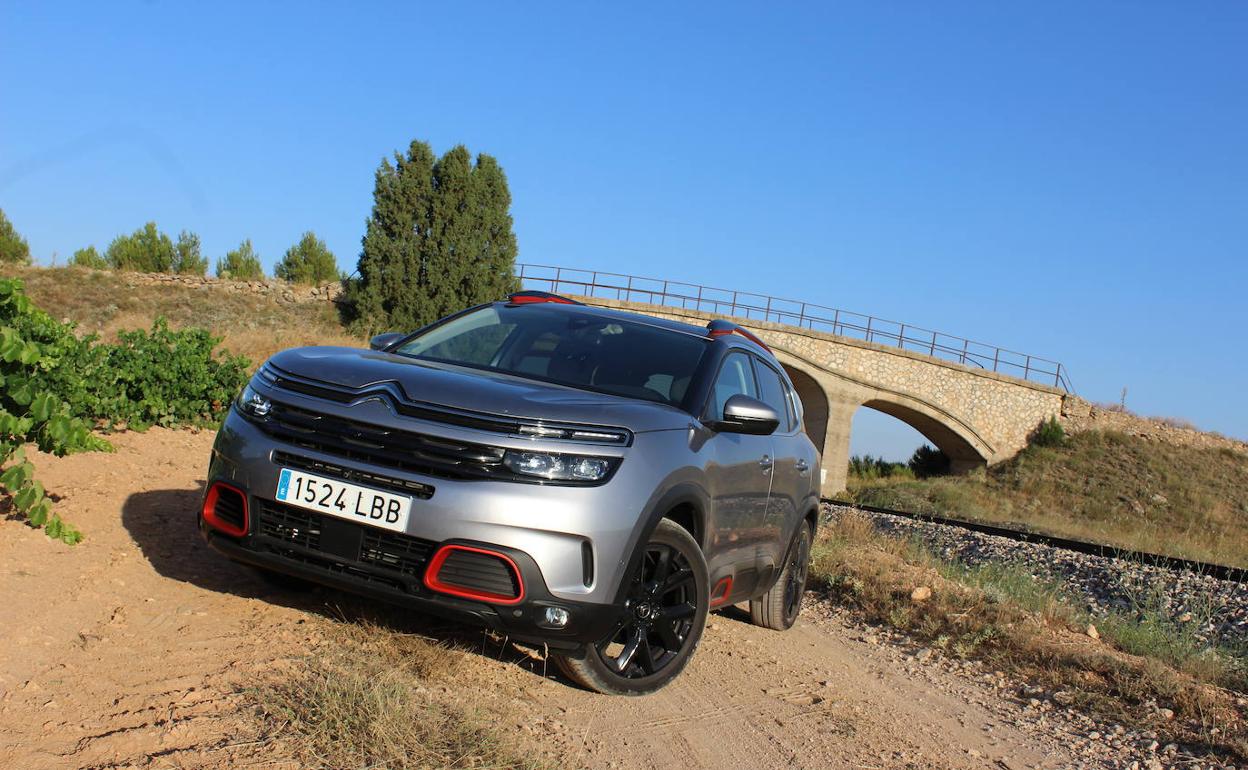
left=3, top=2, right=1245, bottom=457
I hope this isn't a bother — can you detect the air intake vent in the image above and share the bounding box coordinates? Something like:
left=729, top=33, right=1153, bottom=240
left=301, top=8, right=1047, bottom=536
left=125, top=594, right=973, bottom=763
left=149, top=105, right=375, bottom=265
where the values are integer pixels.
left=424, top=545, right=524, bottom=604
left=202, top=482, right=248, bottom=537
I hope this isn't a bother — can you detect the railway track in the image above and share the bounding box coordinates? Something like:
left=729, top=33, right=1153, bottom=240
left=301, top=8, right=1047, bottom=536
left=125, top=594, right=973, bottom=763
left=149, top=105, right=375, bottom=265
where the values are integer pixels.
left=821, top=498, right=1247, bottom=584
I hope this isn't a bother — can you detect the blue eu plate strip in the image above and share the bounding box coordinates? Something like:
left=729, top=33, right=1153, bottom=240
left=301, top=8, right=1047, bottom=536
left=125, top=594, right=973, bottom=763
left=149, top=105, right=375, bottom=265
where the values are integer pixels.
left=276, top=468, right=292, bottom=501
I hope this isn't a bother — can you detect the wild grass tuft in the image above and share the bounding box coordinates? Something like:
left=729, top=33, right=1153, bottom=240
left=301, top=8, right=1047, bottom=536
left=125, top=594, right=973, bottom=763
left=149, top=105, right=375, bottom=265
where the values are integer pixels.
left=247, top=620, right=542, bottom=770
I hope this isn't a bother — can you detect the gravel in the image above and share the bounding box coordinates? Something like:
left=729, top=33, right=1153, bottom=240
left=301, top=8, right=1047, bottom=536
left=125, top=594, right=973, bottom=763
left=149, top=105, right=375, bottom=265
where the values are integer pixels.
left=821, top=503, right=1248, bottom=647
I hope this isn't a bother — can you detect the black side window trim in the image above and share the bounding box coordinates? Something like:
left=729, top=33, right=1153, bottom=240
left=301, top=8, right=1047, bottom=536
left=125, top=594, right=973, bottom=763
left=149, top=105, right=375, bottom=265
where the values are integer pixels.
left=750, top=356, right=796, bottom=435
left=701, top=350, right=759, bottom=422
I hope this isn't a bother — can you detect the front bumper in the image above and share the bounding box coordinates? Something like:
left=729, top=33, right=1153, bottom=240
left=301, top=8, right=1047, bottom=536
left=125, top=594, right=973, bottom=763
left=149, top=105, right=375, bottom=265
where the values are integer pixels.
left=199, top=408, right=637, bottom=651
left=200, top=514, right=621, bottom=651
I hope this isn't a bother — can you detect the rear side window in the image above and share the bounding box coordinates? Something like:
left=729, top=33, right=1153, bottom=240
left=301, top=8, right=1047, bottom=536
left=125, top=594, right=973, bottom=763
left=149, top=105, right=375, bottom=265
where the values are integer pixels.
left=753, top=359, right=793, bottom=433
left=708, top=352, right=758, bottom=419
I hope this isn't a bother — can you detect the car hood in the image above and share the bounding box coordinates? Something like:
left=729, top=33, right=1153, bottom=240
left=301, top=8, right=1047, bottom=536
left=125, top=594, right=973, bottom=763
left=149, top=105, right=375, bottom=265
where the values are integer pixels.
left=265, top=346, right=692, bottom=433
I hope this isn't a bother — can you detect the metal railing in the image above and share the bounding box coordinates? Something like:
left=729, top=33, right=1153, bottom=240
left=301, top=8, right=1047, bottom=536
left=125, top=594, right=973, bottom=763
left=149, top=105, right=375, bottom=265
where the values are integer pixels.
left=515, top=263, right=1074, bottom=392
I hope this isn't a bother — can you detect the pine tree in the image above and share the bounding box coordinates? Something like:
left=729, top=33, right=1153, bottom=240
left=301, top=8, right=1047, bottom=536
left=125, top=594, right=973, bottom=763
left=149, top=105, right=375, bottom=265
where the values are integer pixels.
left=275, top=231, right=339, bottom=285
left=107, top=222, right=175, bottom=272
left=0, top=209, right=33, bottom=265
left=216, top=239, right=264, bottom=280
left=70, top=246, right=108, bottom=269
left=344, top=141, right=520, bottom=333
left=173, top=230, right=208, bottom=275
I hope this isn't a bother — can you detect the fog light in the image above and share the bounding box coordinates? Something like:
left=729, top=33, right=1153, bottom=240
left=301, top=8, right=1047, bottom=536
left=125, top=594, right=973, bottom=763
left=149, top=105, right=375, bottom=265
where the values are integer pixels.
left=543, top=606, right=570, bottom=628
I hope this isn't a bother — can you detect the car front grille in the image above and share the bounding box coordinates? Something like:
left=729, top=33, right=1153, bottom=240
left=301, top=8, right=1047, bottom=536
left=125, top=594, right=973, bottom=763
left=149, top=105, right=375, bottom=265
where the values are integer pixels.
left=254, top=500, right=437, bottom=587
left=253, top=401, right=508, bottom=481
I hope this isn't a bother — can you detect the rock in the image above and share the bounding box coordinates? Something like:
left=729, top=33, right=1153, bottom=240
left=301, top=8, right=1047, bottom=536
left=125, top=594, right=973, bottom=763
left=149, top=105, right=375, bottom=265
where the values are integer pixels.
left=910, top=586, right=932, bottom=602
left=1085, top=624, right=1100, bottom=640
left=1158, top=708, right=1174, bottom=720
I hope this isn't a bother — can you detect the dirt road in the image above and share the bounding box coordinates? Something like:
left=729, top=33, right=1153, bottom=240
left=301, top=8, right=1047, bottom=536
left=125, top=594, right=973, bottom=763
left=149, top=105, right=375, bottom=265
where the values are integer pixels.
left=0, top=429, right=1091, bottom=769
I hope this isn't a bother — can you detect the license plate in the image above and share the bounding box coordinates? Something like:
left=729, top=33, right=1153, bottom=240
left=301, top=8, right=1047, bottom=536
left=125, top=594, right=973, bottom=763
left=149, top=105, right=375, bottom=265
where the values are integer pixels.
left=275, top=468, right=412, bottom=533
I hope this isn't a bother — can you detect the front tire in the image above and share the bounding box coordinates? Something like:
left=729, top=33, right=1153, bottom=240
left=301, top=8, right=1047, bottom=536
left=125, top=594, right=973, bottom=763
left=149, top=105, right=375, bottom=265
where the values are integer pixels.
left=554, top=519, right=709, bottom=695
left=750, top=520, right=812, bottom=631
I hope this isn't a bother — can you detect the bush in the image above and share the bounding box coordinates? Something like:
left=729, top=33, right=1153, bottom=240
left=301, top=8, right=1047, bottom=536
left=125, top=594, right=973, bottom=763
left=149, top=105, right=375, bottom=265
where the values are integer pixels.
left=173, top=230, right=208, bottom=276
left=0, top=209, right=32, bottom=265
left=848, top=454, right=913, bottom=481
left=0, top=278, right=251, bottom=541
left=217, top=239, right=265, bottom=280
left=107, top=222, right=176, bottom=272
left=0, top=278, right=110, bottom=542
left=70, top=246, right=109, bottom=269
left=89, top=320, right=250, bottom=429
left=276, top=231, right=340, bottom=285
left=908, top=444, right=950, bottom=478
left=1031, top=416, right=1067, bottom=447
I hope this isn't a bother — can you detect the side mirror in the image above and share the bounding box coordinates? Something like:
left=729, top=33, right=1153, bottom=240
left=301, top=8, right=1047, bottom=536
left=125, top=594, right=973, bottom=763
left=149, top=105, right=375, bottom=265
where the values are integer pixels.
left=711, top=394, right=780, bottom=436
left=369, top=332, right=405, bottom=351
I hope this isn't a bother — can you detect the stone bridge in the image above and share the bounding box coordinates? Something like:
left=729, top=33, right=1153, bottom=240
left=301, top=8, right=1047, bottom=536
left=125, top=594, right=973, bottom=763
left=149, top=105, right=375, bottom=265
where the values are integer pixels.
left=573, top=296, right=1069, bottom=494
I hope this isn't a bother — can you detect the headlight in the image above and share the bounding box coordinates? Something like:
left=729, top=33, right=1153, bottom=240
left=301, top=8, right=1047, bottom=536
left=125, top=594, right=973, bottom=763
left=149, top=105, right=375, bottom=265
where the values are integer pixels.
left=502, top=450, right=615, bottom=482
left=236, top=382, right=272, bottom=417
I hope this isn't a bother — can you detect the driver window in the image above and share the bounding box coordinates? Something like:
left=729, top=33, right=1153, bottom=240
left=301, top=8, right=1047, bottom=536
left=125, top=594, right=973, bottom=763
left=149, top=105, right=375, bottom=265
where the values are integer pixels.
left=708, top=352, right=758, bottom=420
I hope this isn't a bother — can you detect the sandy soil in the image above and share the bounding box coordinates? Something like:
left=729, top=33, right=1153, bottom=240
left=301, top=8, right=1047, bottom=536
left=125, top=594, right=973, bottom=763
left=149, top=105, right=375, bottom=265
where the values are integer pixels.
left=0, top=429, right=1088, bottom=769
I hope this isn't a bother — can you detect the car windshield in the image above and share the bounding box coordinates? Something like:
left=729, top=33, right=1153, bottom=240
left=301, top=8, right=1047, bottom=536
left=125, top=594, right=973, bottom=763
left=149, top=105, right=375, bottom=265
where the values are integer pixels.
left=392, top=304, right=708, bottom=406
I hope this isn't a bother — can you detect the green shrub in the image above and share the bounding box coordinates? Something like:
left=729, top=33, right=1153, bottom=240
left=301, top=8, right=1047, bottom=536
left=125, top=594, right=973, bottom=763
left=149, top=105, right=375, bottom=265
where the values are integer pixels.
left=0, top=278, right=251, bottom=541
left=908, top=444, right=950, bottom=478
left=0, top=278, right=111, bottom=542
left=107, top=222, right=176, bottom=272
left=0, top=209, right=32, bottom=265
left=70, top=246, right=109, bottom=269
left=89, top=319, right=249, bottom=429
left=217, top=239, right=265, bottom=280
left=173, top=230, right=208, bottom=276
left=1031, top=416, right=1067, bottom=447
left=276, top=231, right=340, bottom=285
left=848, top=454, right=913, bottom=481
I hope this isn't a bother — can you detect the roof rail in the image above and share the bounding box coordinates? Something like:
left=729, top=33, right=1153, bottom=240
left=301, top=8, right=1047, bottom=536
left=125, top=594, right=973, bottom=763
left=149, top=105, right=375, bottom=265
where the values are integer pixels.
left=506, top=290, right=583, bottom=306
left=706, top=319, right=772, bottom=353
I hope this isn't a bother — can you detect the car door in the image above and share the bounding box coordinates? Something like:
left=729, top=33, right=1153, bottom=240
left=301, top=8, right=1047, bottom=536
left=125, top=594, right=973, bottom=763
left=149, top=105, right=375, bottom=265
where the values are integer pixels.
left=700, top=350, right=774, bottom=599
left=750, top=356, right=805, bottom=581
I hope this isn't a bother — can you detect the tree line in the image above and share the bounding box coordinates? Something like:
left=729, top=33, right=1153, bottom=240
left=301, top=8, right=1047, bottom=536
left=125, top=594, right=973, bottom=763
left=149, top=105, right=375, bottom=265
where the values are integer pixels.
left=0, top=210, right=340, bottom=286
left=1, top=137, right=522, bottom=331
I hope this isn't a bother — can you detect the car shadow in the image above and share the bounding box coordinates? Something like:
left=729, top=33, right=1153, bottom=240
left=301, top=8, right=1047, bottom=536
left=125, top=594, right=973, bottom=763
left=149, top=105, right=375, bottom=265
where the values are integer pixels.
left=120, top=486, right=568, bottom=683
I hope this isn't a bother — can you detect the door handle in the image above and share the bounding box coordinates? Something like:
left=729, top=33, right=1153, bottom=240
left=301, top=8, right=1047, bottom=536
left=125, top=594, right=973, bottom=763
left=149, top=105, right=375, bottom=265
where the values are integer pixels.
left=795, top=459, right=810, bottom=475
left=759, top=455, right=774, bottom=472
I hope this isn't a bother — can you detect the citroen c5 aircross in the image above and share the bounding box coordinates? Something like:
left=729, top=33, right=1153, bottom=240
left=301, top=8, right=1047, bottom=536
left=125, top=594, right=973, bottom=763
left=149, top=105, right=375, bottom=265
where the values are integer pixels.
left=201, top=290, right=820, bottom=694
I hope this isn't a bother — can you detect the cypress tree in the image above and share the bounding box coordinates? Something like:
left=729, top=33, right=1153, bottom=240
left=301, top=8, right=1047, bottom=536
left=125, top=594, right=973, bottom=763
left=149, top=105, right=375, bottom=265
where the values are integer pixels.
left=345, top=141, right=520, bottom=334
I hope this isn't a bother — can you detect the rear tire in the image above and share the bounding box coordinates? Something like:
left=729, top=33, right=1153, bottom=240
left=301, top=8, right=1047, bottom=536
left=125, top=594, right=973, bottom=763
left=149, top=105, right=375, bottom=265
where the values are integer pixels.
left=554, top=519, right=709, bottom=695
left=750, top=520, right=812, bottom=631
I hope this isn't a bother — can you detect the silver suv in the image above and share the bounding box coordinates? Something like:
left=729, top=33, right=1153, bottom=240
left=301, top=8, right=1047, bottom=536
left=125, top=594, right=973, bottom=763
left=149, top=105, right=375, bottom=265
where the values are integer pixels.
left=201, top=291, right=820, bottom=694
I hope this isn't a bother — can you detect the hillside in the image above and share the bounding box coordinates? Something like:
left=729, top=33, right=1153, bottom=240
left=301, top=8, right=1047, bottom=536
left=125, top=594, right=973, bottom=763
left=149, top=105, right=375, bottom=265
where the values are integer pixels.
left=0, top=265, right=359, bottom=365
left=847, top=430, right=1248, bottom=567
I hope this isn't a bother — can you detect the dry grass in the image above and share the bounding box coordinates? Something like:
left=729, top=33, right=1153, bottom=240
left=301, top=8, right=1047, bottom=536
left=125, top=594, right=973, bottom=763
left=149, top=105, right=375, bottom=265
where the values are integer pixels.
left=848, top=430, right=1248, bottom=568
left=248, top=618, right=543, bottom=770
left=2, top=265, right=362, bottom=365
left=810, top=511, right=1248, bottom=761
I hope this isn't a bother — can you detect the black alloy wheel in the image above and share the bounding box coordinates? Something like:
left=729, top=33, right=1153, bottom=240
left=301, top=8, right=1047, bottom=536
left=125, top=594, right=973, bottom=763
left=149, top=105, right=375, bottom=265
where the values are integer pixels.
left=554, top=519, right=709, bottom=695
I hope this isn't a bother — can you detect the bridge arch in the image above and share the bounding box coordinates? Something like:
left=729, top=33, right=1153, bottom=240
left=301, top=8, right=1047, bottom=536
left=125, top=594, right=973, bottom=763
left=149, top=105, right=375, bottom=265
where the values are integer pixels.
left=856, top=399, right=990, bottom=475
left=773, top=349, right=992, bottom=493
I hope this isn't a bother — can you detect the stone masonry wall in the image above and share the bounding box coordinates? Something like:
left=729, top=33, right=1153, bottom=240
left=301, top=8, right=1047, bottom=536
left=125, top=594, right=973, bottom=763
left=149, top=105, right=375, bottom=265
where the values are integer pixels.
left=119, top=270, right=344, bottom=304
